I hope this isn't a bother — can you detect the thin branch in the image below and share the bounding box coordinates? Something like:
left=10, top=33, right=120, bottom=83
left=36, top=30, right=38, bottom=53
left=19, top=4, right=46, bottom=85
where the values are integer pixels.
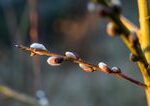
left=120, top=16, right=139, bottom=34
left=15, top=44, right=147, bottom=89
left=110, top=14, right=148, bottom=67
left=120, top=16, right=142, bottom=45
left=0, top=85, right=40, bottom=106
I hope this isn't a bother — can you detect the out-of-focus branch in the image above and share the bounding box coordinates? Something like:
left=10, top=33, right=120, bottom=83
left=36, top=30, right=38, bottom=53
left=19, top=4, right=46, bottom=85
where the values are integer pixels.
left=96, top=0, right=150, bottom=105
left=97, top=0, right=149, bottom=65
left=138, top=0, right=150, bottom=63
left=96, top=1, right=148, bottom=68
left=137, top=0, right=150, bottom=105
left=97, top=2, right=150, bottom=92
left=120, top=16, right=141, bottom=45
left=28, top=0, right=38, bottom=42
left=0, top=85, right=40, bottom=106
left=97, top=0, right=150, bottom=80
left=28, top=0, right=42, bottom=91
left=15, top=44, right=147, bottom=89
left=120, top=16, right=138, bottom=32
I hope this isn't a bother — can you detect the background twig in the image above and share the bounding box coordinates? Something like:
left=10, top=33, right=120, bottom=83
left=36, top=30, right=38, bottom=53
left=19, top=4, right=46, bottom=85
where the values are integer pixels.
left=0, top=85, right=40, bottom=106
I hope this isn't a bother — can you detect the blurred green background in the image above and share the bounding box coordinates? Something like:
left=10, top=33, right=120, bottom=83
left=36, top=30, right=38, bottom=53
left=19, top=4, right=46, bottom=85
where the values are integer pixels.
left=0, top=0, right=146, bottom=106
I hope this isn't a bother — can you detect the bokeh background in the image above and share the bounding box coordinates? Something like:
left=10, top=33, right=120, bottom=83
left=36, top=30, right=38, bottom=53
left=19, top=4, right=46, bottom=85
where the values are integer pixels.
left=0, top=0, right=146, bottom=106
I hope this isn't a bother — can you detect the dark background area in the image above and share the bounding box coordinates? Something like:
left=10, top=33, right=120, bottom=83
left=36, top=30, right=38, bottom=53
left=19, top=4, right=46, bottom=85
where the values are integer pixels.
left=0, top=0, right=146, bottom=106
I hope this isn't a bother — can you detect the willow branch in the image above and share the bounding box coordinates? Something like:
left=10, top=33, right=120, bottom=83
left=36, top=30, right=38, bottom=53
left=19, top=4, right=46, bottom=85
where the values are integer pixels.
left=138, top=0, right=150, bottom=64
left=0, top=85, right=40, bottom=106
left=137, top=0, right=150, bottom=105
left=111, top=14, right=148, bottom=64
left=97, top=0, right=148, bottom=66
left=120, top=16, right=139, bottom=34
left=15, top=44, right=147, bottom=89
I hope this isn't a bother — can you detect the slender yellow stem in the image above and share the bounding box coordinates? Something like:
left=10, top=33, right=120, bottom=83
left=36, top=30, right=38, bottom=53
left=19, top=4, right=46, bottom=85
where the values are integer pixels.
left=0, top=85, right=40, bottom=106
left=138, top=0, right=150, bottom=63
left=120, top=16, right=138, bottom=31
left=120, top=16, right=142, bottom=43
left=138, top=0, right=150, bottom=105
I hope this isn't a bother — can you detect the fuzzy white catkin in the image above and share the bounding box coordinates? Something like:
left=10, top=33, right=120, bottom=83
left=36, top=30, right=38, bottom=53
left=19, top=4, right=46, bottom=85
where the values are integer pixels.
left=98, top=62, right=111, bottom=73
left=47, top=57, right=61, bottom=66
left=79, top=63, right=93, bottom=72
left=111, top=67, right=121, bottom=73
left=65, top=51, right=78, bottom=59
left=98, top=62, right=108, bottom=69
left=30, top=43, right=47, bottom=50
left=111, top=67, right=118, bottom=71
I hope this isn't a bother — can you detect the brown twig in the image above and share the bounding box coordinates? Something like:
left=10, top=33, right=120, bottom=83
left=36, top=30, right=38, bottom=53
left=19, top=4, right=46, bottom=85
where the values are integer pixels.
left=28, top=0, right=42, bottom=91
left=15, top=44, right=147, bottom=89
